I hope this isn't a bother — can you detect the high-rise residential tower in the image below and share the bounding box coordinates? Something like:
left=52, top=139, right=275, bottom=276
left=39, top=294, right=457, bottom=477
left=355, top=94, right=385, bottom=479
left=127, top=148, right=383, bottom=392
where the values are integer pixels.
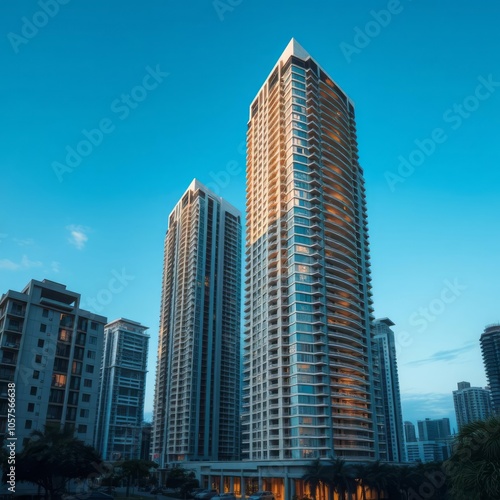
left=152, top=179, right=242, bottom=466
left=417, top=418, right=451, bottom=441
left=0, top=279, right=105, bottom=448
left=453, top=381, right=493, bottom=431
left=372, top=318, right=406, bottom=462
left=242, top=39, right=378, bottom=461
left=480, top=324, right=500, bottom=413
left=95, top=318, right=149, bottom=460
left=404, top=421, right=417, bottom=443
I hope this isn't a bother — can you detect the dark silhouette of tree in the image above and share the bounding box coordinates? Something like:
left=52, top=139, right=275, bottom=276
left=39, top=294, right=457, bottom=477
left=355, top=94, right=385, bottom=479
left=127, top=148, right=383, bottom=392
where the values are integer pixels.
left=120, top=459, right=158, bottom=496
left=353, top=461, right=392, bottom=500
left=12, top=425, right=102, bottom=500
left=322, top=459, right=356, bottom=500
left=166, top=467, right=199, bottom=499
left=445, top=416, right=500, bottom=500
left=302, top=458, right=325, bottom=500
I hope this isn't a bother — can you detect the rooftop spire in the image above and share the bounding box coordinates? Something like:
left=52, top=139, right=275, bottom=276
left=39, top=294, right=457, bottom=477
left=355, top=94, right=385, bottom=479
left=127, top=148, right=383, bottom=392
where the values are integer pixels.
left=280, top=38, right=310, bottom=62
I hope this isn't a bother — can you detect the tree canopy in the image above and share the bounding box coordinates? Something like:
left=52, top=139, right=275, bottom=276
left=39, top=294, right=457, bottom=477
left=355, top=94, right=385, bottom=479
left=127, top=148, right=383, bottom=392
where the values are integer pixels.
left=3, top=425, right=102, bottom=500
left=445, top=416, right=500, bottom=500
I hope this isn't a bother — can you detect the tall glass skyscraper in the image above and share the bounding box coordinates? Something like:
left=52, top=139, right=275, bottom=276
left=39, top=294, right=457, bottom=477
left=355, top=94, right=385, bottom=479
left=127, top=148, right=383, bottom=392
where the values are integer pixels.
left=480, top=324, right=500, bottom=414
left=95, top=318, right=149, bottom=461
left=152, top=179, right=242, bottom=466
left=453, top=381, right=493, bottom=431
left=373, top=318, right=406, bottom=462
left=242, top=39, right=379, bottom=461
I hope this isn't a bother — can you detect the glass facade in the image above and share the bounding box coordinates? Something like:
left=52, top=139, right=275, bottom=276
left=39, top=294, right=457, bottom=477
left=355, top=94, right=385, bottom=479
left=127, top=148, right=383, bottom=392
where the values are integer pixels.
left=152, top=180, right=242, bottom=466
left=243, top=39, right=379, bottom=461
left=95, top=319, right=149, bottom=460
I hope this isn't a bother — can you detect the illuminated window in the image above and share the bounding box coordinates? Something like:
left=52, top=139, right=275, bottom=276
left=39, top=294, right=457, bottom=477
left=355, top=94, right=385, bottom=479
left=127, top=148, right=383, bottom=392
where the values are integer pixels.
left=52, top=374, right=67, bottom=388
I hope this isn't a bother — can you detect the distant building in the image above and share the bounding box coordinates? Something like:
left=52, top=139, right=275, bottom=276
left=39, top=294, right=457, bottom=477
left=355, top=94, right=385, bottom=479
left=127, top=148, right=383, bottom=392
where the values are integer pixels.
left=141, top=422, right=152, bottom=461
left=373, top=318, right=406, bottom=462
left=0, top=279, right=106, bottom=448
left=409, top=418, right=453, bottom=462
left=453, top=381, right=493, bottom=431
left=95, top=318, right=149, bottom=461
left=480, top=324, right=500, bottom=413
left=404, top=421, right=417, bottom=443
left=406, top=441, right=449, bottom=463
left=418, top=417, right=451, bottom=441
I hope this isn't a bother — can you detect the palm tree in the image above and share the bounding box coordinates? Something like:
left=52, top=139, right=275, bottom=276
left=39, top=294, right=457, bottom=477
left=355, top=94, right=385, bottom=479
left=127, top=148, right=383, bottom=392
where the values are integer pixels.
left=322, top=458, right=357, bottom=500
left=302, top=458, right=325, bottom=500
left=14, top=425, right=102, bottom=500
left=354, top=461, right=391, bottom=500
left=445, top=416, right=500, bottom=500
left=120, top=459, right=158, bottom=496
left=387, top=465, right=421, bottom=500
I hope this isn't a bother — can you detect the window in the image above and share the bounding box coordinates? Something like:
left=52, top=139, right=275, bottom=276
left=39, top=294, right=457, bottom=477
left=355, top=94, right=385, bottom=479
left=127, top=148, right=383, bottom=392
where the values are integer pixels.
left=35, top=355, right=42, bottom=364
left=89, top=336, right=97, bottom=345
left=85, top=365, right=94, bottom=374
left=66, top=407, right=77, bottom=421
left=42, top=309, right=49, bottom=318
left=49, top=389, right=64, bottom=404
left=38, top=339, right=45, bottom=348
left=76, top=332, right=86, bottom=345
left=83, top=379, right=92, bottom=388
left=82, top=393, right=91, bottom=403
left=78, top=317, right=88, bottom=331
left=52, top=374, right=67, bottom=388
left=47, top=405, right=62, bottom=420
left=73, top=347, right=84, bottom=360
left=30, top=386, right=37, bottom=396
left=40, top=324, right=47, bottom=333
left=59, top=329, right=71, bottom=342
left=87, top=350, right=96, bottom=360
left=70, top=376, right=81, bottom=390
left=33, top=370, right=40, bottom=380
left=77, top=425, right=88, bottom=434
left=27, top=403, right=35, bottom=412
left=68, top=391, right=79, bottom=405
left=25, top=420, right=32, bottom=429
left=90, top=322, right=98, bottom=331
left=80, top=409, right=89, bottom=418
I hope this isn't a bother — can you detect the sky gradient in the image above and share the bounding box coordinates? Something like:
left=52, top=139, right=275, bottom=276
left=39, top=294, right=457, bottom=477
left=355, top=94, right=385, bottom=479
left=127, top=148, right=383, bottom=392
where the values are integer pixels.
left=1, top=0, right=499, bottom=434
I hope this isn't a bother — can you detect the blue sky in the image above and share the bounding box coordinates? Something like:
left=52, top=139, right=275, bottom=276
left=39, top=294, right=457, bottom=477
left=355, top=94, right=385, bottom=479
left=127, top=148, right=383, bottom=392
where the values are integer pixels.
left=1, top=0, right=499, bottom=435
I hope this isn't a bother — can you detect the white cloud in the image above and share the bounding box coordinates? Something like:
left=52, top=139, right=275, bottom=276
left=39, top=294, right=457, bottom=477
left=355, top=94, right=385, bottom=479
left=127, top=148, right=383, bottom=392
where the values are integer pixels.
left=67, top=225, right=89, bottom=250
left=13, top=237, right=35, bottom=246
left=0, top=259, right=20, bottom=270
left=50, top=261, right=61, bottom=273
left=0, top=255, right=43, bottom=271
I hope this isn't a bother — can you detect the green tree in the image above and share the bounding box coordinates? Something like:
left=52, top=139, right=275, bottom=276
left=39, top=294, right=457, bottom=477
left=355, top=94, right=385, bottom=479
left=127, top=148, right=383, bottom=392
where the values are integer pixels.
left=302, top=458, right=325, bottom=500
left=445, top=416, right=500, bottom=500
left=322, top=459, right=357, bottom=500
left=10, top=425, right=102, bottom=500
left=166, top=467, right=199, bottom=499
left=120, top=459, right=158, bottom=496
left=354, top=461, right=392, bottom=500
